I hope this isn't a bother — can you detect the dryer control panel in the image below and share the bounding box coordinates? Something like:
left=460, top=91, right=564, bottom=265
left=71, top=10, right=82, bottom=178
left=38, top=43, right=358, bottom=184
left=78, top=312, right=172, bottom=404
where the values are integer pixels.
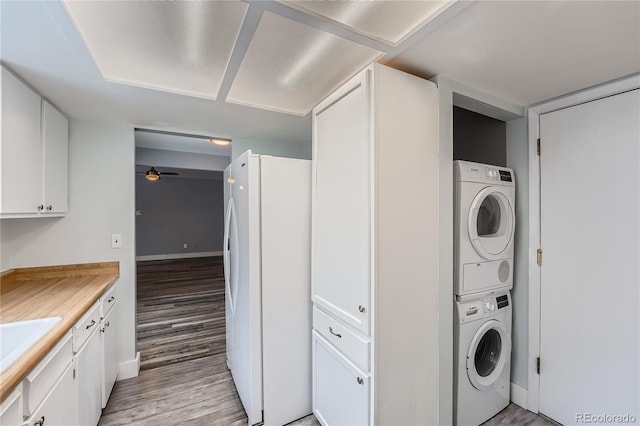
left=454, top=160, right=515, bottom=186
left=456, top=291, right=511, bottom=324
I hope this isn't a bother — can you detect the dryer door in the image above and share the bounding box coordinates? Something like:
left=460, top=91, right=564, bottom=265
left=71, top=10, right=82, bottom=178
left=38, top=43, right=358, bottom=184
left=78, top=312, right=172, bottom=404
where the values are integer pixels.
left=466, top=319, right=510, bottom=390
left=468, top=187, right=514, bottom=260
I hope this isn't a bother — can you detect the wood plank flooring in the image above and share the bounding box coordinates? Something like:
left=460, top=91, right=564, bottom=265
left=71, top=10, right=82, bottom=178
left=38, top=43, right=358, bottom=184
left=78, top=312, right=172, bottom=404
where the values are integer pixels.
left=100, top=257, right=558, bottom=426
left=136, top=257, right=225, bottom=371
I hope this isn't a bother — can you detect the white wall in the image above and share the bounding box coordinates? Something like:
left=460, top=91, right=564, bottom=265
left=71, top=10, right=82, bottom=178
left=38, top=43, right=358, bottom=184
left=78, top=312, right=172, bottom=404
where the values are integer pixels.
left=506, top=117, right=529, bottom=390
left=2, top=119, right=137, bottom=375
left=232, top=138, right=311, bottom=160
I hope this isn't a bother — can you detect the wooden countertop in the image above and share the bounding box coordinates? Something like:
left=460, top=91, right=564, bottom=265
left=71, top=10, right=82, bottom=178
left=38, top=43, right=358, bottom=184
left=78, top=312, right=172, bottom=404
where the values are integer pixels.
left=0, top=261, right=119, bottom=403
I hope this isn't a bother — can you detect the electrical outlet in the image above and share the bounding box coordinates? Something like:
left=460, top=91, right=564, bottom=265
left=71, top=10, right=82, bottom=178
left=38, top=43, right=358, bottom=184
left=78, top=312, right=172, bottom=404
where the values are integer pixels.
left=112, top=234, right=122, bottom=249
left=183, top=243, right=188, bottom=249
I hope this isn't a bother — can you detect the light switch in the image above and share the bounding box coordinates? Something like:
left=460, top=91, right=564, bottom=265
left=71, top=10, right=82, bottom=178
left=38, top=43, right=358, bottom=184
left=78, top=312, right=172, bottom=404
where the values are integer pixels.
left=112, top=234, right=122, bottom=249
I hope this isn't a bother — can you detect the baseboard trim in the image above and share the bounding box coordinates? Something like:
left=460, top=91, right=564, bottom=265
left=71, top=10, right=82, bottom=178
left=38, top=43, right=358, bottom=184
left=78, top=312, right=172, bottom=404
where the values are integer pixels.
left=136, top=251, right=222, bottom=261
left=510, top=382, right=528, bottom=410
left=117, top=352, right=140, bottom=380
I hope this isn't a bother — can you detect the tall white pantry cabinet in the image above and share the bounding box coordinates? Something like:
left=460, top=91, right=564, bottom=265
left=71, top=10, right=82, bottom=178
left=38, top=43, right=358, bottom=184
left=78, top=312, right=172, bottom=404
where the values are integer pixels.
left=311, top=63, right=439, bottom=425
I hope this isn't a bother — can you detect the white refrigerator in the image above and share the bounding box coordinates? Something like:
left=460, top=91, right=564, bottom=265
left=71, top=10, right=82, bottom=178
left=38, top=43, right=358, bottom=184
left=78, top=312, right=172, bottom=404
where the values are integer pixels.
left=223, top=150, right=312, bottom=426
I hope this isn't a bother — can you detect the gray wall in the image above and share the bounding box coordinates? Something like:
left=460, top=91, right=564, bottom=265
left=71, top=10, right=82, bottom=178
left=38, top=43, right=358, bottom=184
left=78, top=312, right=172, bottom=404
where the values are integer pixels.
left=135, top=175, right=224, bottom=256
left=506, top=117, right=529, bottom=389
left=232, top=138, right=311, bottom=160
left=1, top=120, right=137, bottom=374
left=453, top=106, right=507, bottom=166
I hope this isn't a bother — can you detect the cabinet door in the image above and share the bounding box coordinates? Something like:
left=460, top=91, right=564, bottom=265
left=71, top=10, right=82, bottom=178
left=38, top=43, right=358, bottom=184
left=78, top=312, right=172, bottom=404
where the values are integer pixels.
left=42, top=100, right=68, bottom=214
left=312, top=332, right=370, bottom=426
left=312, top=69, right=371, bottom=334
left=28, top=363, right=77, bottom=426
left=1, top=67, right=43, bottom=215
left=101, top=306, right=118, bottom=408
left=77, top=328, right=102, bottom=426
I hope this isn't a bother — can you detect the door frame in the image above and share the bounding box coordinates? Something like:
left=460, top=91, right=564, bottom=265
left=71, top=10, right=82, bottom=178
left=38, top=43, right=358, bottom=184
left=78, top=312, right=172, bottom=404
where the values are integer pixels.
left=526, top=73, right=640, bottom=412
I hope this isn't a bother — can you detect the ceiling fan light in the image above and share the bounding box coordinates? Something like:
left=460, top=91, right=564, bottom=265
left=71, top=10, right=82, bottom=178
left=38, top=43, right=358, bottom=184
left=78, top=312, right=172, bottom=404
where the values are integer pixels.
left=210, top=138, right=232, bottom=146
left=145, top=167, right=161, bottom=181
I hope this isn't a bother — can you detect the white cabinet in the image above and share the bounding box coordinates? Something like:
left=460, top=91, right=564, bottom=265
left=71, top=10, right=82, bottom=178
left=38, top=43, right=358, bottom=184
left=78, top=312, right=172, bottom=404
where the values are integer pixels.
left=41, top=100, right=68, bottom=214
left=22, top=332, right=77, bottom=426
left=26, top=363, right=77, bottom=426
left=73, top=302, right=102, bottom=426
left=1, top=386, right=23, bottom=426
left=311, top=63, right=440, bottom=425
left=312, top=332, right=369, bottom=426
left=0, top=66, right=43, bottom=215
left=0, top=65, right=68, bottom=217
left=100, top=285, right=118, bottom=408
left=313, top=70, right=370, bottom=334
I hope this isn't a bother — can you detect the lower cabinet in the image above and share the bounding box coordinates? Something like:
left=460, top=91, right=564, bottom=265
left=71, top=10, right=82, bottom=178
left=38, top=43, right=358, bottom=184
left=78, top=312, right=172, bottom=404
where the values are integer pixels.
left=75, top=319, right=102, bottom=426
left=100, top=306, right=118, bottom=408
left=27, top=363, right=77, bottom=426
left=1, top=386, right=23, bottom=426
left=312, top=331, right=370, bottom=426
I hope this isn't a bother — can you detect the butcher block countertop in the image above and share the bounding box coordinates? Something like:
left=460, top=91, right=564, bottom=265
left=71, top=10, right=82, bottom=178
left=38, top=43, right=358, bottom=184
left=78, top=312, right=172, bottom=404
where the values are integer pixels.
left=0, top=261, right=119, bottom=403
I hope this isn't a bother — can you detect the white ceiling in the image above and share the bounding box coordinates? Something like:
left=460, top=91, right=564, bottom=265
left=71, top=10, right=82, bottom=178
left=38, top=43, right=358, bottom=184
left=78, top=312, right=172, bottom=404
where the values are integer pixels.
left=1, top=1, right=638, bottom=153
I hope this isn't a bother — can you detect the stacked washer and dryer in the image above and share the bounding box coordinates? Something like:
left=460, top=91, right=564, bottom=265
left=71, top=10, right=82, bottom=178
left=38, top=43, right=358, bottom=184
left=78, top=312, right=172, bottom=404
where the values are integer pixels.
left=453, top=160, right=515, bottom=426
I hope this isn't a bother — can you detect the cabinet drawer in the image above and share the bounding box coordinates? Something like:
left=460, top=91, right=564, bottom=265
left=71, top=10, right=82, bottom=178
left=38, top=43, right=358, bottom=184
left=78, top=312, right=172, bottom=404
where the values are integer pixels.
left=73, top=301, right=100, bottom=352
left=24, top=331, right=72, bottom=417
left=313, top=306, right=370, bottom=371
left=312, top=331, right=370, bottom=426
left=101, top=284, right=117, bottom=317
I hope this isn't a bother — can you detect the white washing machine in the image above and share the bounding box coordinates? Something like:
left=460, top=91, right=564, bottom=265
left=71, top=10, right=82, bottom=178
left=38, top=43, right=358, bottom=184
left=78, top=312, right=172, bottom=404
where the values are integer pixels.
left=454, top=290, right=512, bottom=426
left=454, top=160, right=515, bottom=299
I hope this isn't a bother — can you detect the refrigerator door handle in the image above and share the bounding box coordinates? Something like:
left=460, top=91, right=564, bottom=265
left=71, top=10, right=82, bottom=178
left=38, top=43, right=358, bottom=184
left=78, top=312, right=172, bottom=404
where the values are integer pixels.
left=224, top=198, right=236, bottom=314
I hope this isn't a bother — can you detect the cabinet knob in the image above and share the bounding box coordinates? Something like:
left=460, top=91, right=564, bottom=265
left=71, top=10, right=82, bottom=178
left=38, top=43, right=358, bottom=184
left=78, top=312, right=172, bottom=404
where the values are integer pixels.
left=328, top=326, right=342, bottom=338
left=357, top=377, right=364, bottom=385
left=46, top=205, right=52, bottom=211
left=85, top=319, right=96, bottom=330
left=34, top=416, right=45, bottom=426
left=37, top=205, right=44, bottom=211
left=105, top=321, right=110, bottom=328
left=108, top=296, right=115, bottom=303
left=358, top=305, right=366, bottom=313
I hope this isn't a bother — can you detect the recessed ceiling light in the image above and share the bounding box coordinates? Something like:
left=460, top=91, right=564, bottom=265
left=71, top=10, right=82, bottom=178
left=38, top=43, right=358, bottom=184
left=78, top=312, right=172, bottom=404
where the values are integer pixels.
left=211, top=138, right=232, bottom=146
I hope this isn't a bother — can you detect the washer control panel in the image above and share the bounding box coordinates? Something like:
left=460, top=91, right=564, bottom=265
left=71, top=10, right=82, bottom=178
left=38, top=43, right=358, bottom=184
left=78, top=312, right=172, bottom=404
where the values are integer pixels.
left=456, top=291, right=511, bottom=324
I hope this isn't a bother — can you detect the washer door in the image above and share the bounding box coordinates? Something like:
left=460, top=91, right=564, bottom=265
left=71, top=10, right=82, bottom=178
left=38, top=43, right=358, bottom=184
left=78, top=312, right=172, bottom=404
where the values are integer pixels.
left=466, top=319, right=509, bottom=390
left=468, top=187, right=514, bottom=260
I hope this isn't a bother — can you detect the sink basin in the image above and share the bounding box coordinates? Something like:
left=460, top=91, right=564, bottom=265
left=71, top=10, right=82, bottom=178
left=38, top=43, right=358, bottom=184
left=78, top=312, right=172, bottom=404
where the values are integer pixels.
left=0, top=317, right=62, bottom=373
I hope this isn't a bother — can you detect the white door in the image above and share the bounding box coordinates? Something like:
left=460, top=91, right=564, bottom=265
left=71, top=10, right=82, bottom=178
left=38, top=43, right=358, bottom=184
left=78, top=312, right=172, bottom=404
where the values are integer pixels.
left=101, top=306, right=118, bottom=408
left=226, top=151, right=263, bottom=425
left=313, top=70, right=371, bottom=334
left=539, top=89, right=639, bottom=424
left=42, top=100, right=68, bottom=213
left=77, top=327, right=102, bottom=426
left=223, top=166, right=238, bottom=373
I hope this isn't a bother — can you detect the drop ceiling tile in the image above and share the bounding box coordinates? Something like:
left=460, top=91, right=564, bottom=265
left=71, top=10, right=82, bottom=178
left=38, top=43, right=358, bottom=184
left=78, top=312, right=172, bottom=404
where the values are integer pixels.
left=281, top=0, right=452, bottom=45
left=227, top=11, right=381, bottom=116
left=62, top=1, right=248, bottom=99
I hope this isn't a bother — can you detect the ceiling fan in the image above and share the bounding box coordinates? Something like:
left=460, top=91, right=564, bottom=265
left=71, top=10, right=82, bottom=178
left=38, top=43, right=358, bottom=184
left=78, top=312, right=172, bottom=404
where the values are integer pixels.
left=136, top=166, right=179, bottom=181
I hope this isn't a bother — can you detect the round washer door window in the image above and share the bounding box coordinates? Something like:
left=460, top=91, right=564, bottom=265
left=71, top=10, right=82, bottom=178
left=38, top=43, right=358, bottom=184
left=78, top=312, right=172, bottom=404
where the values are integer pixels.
left=466, top=320, right=509, bottom=390
left=468, top=187, right=514, bottom=260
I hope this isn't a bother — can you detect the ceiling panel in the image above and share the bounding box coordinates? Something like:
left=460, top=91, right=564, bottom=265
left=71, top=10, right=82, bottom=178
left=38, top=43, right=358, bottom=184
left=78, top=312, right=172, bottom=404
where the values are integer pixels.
left=62, top=1, right=248, bottom=99
left=390, top=1, right=640, bottom=106
left=281, top=0, right=452, bottom=45
left=227, top=11, right=381, bottom=116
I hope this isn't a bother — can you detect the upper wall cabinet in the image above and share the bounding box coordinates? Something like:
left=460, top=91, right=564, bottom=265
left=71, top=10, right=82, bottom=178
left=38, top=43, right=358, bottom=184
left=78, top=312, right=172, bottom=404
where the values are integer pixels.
left=1, top=66, right=69, bottom=218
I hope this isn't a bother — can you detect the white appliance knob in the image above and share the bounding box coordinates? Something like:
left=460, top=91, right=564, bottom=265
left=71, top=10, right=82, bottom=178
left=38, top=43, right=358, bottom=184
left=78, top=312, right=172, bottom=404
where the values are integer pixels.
left=485, top=300, right=495, bottom=311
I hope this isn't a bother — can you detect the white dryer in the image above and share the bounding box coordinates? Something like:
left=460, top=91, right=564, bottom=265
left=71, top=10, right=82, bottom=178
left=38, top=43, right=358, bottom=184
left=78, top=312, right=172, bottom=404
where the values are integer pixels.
left=454, top=161, right=515, bottom=299
left=454, top=291, right=512, bottom=426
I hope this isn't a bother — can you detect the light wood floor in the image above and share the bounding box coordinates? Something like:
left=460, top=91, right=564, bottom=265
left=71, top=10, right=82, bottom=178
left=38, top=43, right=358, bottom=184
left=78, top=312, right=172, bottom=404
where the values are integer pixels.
left=100, top=257, right=557, bottom=426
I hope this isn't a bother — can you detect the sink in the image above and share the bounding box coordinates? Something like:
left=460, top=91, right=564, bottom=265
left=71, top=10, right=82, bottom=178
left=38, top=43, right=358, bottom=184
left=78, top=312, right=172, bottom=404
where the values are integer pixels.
left=0, top=317, right=62, bottom=373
